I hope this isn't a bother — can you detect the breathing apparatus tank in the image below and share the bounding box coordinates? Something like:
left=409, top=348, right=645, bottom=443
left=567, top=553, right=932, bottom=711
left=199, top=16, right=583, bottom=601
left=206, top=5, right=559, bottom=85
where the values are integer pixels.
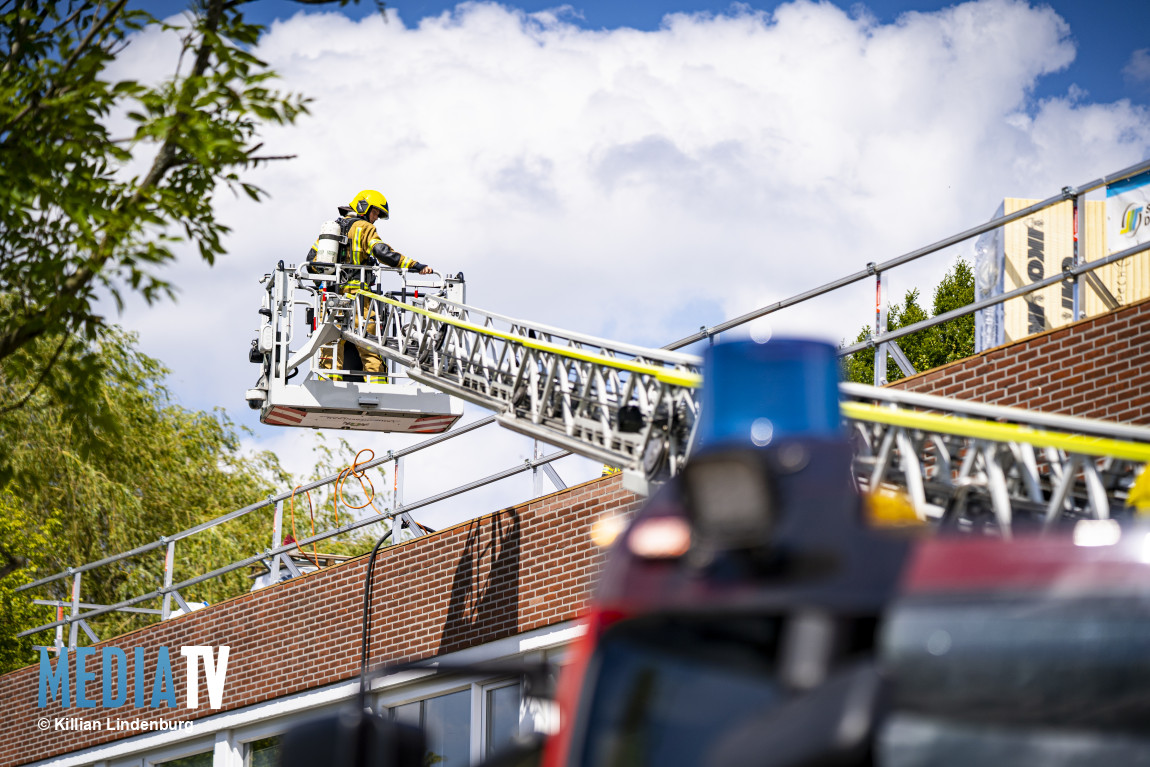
left=311, top=220, right=345, bottom=274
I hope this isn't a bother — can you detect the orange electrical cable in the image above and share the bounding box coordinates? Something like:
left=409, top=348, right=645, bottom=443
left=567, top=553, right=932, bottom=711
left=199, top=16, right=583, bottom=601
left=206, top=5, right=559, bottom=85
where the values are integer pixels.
left=287, top=484, right=322, bottom=568
left=334, top=449, right=434, bottom=535
left=334, top=448, right=387, bottom=517
left=280, top=449, right=435, bottom=573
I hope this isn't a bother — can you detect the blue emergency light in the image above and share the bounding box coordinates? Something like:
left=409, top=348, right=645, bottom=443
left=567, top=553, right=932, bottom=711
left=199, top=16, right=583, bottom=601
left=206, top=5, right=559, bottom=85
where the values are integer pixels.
left=696, top=338, right=842, bottom=451
left=683, top=338, right=844, bottom=550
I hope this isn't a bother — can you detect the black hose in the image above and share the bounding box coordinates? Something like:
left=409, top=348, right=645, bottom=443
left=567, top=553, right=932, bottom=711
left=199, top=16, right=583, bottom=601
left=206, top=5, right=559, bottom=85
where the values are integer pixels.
left=358, top=527, right=393, bottom=709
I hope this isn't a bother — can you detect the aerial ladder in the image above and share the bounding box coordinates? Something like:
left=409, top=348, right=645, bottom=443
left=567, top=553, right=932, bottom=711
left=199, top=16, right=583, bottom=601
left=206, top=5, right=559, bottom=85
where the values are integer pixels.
left=246, top=260, right=1150, bottom=532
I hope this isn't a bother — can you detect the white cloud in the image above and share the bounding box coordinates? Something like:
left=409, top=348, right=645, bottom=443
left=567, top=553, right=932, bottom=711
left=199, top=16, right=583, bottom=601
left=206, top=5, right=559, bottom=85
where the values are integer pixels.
left=103, top=0, right=1150, bottom=528
left=1125, top=48, right=1150, bottom=88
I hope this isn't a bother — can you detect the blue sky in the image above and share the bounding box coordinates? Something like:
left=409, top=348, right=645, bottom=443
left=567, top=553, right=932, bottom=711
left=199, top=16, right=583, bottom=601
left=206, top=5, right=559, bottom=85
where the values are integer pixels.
left=138, top=0, right=1150, bottom=107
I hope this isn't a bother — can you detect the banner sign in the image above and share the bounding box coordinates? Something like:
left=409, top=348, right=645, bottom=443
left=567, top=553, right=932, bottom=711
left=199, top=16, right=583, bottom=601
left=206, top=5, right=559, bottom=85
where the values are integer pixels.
left=1107, top=170, right=1150, bottom=252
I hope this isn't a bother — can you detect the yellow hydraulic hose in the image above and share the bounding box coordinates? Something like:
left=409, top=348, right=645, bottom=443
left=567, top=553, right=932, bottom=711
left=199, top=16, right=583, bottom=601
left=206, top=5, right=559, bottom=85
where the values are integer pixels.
left=359, top=290, right=703, bottom=389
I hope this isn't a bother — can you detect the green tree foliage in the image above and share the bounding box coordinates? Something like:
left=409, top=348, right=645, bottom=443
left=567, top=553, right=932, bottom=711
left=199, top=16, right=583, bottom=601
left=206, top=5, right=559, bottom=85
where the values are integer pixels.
left=0, top=328, right=291, bottom=672
left=0, top=0, right=309, bottom=407
left=0, top=488, right=61, bottom=673
left=842, top=258, right=975, bottom=384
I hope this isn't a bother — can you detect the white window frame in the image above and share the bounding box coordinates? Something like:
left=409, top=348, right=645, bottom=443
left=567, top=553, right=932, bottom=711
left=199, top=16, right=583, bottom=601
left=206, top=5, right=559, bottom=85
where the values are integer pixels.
left=234, top=724, right=284, bottom=767
left=380, top=676, right=522, bottom=767
left=477, top=678, right=522, bottom=761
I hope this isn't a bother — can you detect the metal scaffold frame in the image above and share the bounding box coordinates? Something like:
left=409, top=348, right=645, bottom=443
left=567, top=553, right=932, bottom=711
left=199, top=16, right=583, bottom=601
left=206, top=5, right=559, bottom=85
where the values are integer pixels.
left=665, top=158, right=1150, bottom=365
left=15, top=418, right=575, bottom=650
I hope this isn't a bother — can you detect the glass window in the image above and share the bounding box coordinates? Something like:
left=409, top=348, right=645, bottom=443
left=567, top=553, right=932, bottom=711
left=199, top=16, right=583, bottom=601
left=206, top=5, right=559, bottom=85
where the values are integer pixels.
left=392, top=700, right=421, bottom=728
left=244, top=737, right=281, bottom=767
left=156, top=753, right=212, bottom=767
left=486, top=683, right=522, bottom=757
left=424, top=690, right=470, bottom=767
left=390, top=689, right=471, bottom=767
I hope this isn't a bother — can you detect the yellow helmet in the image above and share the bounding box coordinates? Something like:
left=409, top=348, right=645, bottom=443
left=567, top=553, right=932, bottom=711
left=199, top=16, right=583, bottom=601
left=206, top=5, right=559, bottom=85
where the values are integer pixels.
left=348, top=189, right=389, bottom=220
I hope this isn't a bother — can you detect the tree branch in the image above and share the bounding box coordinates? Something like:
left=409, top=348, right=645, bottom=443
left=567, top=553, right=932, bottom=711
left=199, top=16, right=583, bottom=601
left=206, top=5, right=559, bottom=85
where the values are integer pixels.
left=0, top=333, right=72, bottom=415
left=0, top=2, right=52, bottom=78
left=1, top=0, right=226, bottom=363
left=0, top=547, right=29, bottom=581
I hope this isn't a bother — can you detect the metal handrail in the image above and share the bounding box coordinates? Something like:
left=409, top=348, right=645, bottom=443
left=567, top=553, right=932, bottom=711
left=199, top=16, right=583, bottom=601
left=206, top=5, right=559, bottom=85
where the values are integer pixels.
left=838, top=239, right=1150, bottom=355
left=666, top=157, right=1150, bottom=351
left=16, top=414, right=500, bottom=594
left=17, top=445, right=572, bottom=637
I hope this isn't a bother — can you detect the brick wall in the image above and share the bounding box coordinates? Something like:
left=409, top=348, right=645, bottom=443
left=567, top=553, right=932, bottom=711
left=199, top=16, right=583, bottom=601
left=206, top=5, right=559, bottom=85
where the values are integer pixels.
left=889, top=297, right=1150, bottom=424
left=0, top=475, right=639, bottom=767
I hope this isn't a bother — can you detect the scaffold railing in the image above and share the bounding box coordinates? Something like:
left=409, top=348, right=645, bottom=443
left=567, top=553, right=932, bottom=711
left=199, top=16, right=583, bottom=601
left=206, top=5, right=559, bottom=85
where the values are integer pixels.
left=15, top=417, right=576, bottom=650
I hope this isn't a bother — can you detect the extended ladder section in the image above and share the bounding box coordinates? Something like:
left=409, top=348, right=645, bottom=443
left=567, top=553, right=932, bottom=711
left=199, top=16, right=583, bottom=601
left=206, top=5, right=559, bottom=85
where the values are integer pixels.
left=352, top=287, right=703, bottom=486
left=247, top=261, right=703, bottom=488
left=842, top=383, right=1150, bottom=534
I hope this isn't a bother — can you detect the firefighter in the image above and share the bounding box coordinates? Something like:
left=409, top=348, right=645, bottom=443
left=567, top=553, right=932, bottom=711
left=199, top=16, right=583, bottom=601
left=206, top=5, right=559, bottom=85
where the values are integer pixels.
left=309, top=190, right=434, bottom=383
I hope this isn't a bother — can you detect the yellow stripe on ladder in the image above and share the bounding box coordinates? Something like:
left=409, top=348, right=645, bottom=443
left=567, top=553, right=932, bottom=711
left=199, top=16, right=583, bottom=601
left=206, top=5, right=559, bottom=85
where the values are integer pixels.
left=360, top=290, right=703, bottom=389
left=842, top=401, right=1150, bottom=463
